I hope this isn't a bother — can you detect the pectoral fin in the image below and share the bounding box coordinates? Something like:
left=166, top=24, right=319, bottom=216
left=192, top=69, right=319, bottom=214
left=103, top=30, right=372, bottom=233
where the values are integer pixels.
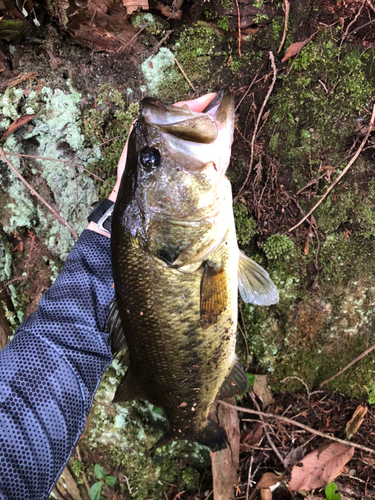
left=218, top=360, right=249, bottom=398
left=238, top=251, right=279, bottom=306
left=200, top=262, right=227, bottom=328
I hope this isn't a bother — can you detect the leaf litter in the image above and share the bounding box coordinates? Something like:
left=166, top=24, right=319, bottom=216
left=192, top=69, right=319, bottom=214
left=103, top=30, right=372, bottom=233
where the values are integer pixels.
left=234, top=391, right=375, bottom=500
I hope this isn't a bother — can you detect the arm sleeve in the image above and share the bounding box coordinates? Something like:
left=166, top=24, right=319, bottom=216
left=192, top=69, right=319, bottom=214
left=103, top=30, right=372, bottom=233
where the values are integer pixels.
left=0, top=230, right=114, bottom=500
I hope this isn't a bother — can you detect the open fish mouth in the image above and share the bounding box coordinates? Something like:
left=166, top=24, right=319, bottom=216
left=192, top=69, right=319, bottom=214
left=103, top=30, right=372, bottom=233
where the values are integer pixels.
left=140, top=91, right=235, bottom=175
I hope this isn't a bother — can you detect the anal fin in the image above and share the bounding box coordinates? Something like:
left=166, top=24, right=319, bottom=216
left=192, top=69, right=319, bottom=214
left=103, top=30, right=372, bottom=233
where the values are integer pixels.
left=218, top=360, right=248, bottom=398
left=113, top=368, right=143, bottom=403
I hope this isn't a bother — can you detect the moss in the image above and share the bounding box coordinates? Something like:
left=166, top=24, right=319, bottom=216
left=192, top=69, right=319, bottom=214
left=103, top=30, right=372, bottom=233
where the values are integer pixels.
left=82, top=85, right=139, bottom=198
left=131, top=12, right=166, bottom=35
left=141, top=48, right=186, bottom=100
left=70, top=458, right=85, bottom=485
left=220, top=0, right=233, bottom=8
left=263, top=234, right=296, bottom=260
left=269, top=31, right=375, bottom=188
left=172, top=25, right=227, bottom=97
left=217, top=16, right=230, bottom=31
left=233, top=202, right=257, bottom=246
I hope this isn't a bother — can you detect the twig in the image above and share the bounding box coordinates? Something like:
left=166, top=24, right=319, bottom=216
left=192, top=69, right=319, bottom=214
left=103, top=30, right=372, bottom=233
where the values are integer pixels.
left=286, top=30, right=318, bottom=76
left=245, top=455, right=253, bottom=500
left=235, top=65, right=266, bottom=112
left=347, top=18, right=375, bottom=36
left=219, top=400, right=375, bottom=455
left=3, top=151, right=114, bottom=188
left=0, top=276, right=26, bottom=293
left=113, top=24, right=149, bottom=62
left=249, top=393, right=286, bottom=466
left=75, top=446, right=91, bottom=496
left=0, top=147, right=78, bottom=240
left=123, top=474, right=133, bottom=495
left=277, top=0, right=290, bottom=54
left=338, top=0, right=366, bottom=56
left=289, top=103, right=375, bottom=232
left=234, top=52, right=277, bottom=203
left=319, top=343, right=375, bottom=388
left=174, top=57, right=196, bottom=91
left=239, top=303, right=250, bottom=371
left=150, top=30, right=174, bottom=57
left=235, top=0, right=242, bottom=58
left=279, top=376, right=310, bottom=399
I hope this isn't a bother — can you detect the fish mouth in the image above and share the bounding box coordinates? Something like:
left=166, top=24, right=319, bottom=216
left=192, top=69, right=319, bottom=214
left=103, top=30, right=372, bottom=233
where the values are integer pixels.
left=140, top=92, right=235, bottom=175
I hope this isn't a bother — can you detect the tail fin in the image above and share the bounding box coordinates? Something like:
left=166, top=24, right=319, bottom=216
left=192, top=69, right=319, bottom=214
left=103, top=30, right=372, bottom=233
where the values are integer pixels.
left=196, top=420, right=228, bottom=452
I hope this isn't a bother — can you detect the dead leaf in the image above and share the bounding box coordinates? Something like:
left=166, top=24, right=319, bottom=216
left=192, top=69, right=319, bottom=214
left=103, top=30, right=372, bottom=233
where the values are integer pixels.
left=122, top=0, right=148, bottom=14
left=151, top=0, right=183, bottom=20
left=253, top=375, right=274, bottom=410
left=345, top=405, right=367, bottom=440
left=288, top=442, right=354, bottom=492
left=256, top=472, right=281, bottom=489
left=282, top=39, right=310, bottom=63
left=1, top=113, right=37, bottom=142
left=242, top=422, right=264, bottom=446
left=303, top=236, right=309, bottom=255
left=260, top=489, right=272, bottom=500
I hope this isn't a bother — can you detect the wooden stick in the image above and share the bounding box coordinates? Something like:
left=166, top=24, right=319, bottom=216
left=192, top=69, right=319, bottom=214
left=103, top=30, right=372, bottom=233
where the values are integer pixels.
left=249, top=392, right=285, bottom=466
left=210, top=398, right=240, bottom=500
left=289, top=103, right=375, bottom=232
left=0, top=147, right=78, bottom=240
left=234, top=52, right=277, bottom=203
left=219, top=400, right=375, bottom=455
left=277, top=0, right=290, bottom=54
left=319, top=343, right=375, bottom=388
left=235, top=0, right=242, bottom=58
left=174, top=58, right=196, bottom=91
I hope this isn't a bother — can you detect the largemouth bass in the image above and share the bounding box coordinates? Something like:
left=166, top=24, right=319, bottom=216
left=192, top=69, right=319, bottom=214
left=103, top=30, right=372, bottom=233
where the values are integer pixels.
left=108, top=92, right=279, bottom=451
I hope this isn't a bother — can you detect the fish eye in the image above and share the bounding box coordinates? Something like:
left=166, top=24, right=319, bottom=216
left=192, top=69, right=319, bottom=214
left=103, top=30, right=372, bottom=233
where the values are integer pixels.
left=139, top=147, right=161, bottom=171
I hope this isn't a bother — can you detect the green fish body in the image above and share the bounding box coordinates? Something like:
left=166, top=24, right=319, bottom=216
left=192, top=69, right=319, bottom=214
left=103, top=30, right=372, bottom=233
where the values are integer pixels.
left=109, top=93, right=279, bottom=451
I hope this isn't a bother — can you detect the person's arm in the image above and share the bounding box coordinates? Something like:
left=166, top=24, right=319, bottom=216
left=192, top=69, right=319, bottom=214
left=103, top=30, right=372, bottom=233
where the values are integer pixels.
left=0, top=230, right=114, bottom=500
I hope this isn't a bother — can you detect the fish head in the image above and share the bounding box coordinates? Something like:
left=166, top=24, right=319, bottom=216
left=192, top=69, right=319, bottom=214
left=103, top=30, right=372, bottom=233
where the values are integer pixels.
left=122, top=92, right=235, bottom=223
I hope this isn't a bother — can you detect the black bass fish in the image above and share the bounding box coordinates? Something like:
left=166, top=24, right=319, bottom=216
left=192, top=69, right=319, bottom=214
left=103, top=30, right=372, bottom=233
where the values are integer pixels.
left=107, top=92, right=279, bottom=451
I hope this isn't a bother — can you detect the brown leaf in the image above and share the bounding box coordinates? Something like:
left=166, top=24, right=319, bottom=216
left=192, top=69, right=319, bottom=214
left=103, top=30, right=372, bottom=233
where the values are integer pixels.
left=345, top=405, right=367, bottom=440
left=303, top=236, right=309, bottom=255
left=282, top=39, right=310, bottom=63
left=260, top=489, right=273, bottom=500
left=122, top=0, right=148, bottom=14
left=253, top=375, right=274, bottom=410
left=1, top=113, right=37, bottom=142
left=256, top=472, right=281, bottom=489
left=288, top=442, right=355, bottom=492
left=242, top=422, right=264, bottom=446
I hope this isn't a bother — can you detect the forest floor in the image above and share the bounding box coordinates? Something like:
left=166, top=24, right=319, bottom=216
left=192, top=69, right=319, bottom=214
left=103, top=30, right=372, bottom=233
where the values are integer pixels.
left=1, top=0, right=375, bottom=499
